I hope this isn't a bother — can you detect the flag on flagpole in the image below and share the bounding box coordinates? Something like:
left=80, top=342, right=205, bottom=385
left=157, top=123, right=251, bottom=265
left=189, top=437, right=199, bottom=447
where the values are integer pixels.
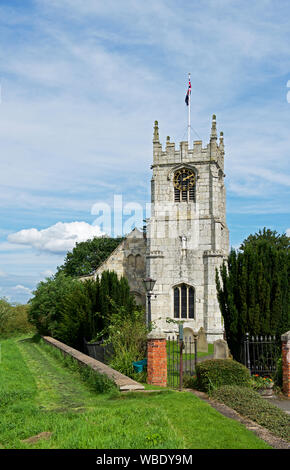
left=185, top=77, right=191, bottom=106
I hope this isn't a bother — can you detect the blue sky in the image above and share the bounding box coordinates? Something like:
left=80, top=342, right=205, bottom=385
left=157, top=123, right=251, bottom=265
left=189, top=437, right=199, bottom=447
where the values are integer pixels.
left=0, top=0, right=289, bottom=303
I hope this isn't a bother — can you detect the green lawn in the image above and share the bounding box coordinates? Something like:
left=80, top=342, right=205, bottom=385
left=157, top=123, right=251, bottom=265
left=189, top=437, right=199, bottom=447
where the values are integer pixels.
left=0, top=336, right=271, bottom=449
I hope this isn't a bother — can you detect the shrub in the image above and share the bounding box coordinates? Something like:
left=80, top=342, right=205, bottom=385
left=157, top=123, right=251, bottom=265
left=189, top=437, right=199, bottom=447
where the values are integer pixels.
left=28, top=271, right=138, bottom=350
left=0, top=298, right=35, bottom=337
left=0, top=298, right=11, bottom=334
left=183, top=374, right=198, bottom=389
left=212, top=385, right=290, bottom=441
left=195, top=359, right=251, bottom=393
left=4, top=304, right=35, bottom=336
left=104, top=307, right=148, bottom=378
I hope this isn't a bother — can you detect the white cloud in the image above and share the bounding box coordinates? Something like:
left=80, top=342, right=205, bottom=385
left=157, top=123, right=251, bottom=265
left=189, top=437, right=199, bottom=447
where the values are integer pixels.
left=12, top=285, right=32, bottom=295
left=7, top=221, right=105, bottom=254
left=40, top=269, right=54, bottom=278
left=286, top=228, right=290, bottom=237
left=0, top=241, right=31, bottom=252
left=0, top=270, right=6, bottom=277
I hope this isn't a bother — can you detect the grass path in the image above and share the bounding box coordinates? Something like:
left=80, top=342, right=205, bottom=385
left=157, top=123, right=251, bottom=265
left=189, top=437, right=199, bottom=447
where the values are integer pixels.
left=18, top=339, right=94, bottom=413
left=0, top=337, right=272, bottom=449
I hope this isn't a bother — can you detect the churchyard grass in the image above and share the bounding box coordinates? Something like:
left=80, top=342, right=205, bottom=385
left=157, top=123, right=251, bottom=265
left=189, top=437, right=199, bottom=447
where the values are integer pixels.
left=166, top=341, right=213, bottom=360
left=0, top=336, right=271, bottom=449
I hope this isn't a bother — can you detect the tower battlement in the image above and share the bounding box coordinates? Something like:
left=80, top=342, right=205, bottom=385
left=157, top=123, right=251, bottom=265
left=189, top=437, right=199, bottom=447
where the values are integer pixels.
left=152, top=115, right=225, bottom=170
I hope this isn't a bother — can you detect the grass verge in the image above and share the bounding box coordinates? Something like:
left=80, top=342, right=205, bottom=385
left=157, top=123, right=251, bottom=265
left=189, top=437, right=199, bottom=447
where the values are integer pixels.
left=0, top=337, right=273, bottom=449
left=38, top=336, right=117, bottom=394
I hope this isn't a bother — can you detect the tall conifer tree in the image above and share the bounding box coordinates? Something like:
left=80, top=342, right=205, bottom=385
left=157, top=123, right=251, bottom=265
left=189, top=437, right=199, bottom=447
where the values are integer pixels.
left=216, top=228, right=289, bottom=360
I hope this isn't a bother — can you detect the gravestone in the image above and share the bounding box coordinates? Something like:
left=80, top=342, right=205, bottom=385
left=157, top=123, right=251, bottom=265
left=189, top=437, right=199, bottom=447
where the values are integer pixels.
left=213, top=339, right=230, bottom=359
left=183, top=328, right=195, bottom=354
left=197, top=327, right=208, bottom=353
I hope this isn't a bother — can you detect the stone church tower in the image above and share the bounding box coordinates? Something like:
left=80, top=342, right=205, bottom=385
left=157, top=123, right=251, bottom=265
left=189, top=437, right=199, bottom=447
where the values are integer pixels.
left=86, top=114, right=229, bottom=342
left=146, top=115, right=229, bottom=341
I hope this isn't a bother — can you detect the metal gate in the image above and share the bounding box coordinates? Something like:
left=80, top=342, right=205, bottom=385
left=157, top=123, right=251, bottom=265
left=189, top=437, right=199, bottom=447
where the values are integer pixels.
left=167, top=334, right=197, bottom=389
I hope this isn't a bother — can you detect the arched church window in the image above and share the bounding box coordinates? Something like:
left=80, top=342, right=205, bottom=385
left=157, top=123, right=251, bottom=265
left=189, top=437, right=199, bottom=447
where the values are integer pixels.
left=173, top=284, right=195, bottom=319
left=173, top=168, right=196, bottom=202
left=127, top=254, right=135, bottom=268
left=135, top=254, right=144, bottom=271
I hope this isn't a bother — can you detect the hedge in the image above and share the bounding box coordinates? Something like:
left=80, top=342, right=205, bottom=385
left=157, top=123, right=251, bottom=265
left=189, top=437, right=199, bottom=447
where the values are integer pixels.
left=195, top=359, right=251, bottom=392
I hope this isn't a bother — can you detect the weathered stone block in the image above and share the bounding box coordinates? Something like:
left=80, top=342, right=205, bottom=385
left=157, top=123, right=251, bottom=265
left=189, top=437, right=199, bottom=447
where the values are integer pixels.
left=197, top=327, right=208, bottom=353
left=213, top=339, right=230, bottom=359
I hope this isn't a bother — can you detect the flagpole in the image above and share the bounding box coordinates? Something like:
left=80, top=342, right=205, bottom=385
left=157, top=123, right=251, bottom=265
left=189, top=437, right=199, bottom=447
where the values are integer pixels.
left=188, top=72, right=191, bottom=146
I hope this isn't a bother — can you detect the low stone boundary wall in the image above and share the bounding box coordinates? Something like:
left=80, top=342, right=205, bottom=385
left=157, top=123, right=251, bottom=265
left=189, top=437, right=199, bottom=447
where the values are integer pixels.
left=42, top=336, right=144, bottom=392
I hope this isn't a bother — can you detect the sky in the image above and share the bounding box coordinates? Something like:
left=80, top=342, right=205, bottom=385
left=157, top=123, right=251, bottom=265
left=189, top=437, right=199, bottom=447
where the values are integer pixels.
left=0, top=0, right=289, bottom=304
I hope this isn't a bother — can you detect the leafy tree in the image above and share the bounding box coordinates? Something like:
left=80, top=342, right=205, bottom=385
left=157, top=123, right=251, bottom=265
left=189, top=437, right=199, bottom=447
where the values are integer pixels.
left=54, top=280, right=96, bottom=350
left=0, top=297, right=11, bottom=334
left=57, top=236, right=124, bottom=277
left=28, top=270, right=139, bottom=350
left=54, top=273, right=138, bottom=350
left=0, top=298, right=35, bottom=337
left=28, top=273, right=78, bottom=336
left=216, top=228, right=290, bottom=360
left=240, top=227, right=289, bottom=251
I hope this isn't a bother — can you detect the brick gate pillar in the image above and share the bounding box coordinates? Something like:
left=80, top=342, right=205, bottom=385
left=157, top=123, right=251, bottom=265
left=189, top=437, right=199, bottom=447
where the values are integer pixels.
left=147, top=329, right=167, bottom=387
left=281, top=331, right=290, bottom=398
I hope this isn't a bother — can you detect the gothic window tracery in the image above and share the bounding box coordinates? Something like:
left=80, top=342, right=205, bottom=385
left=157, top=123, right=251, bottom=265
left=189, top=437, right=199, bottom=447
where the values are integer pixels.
left=173, top=284, right=195, bottom=319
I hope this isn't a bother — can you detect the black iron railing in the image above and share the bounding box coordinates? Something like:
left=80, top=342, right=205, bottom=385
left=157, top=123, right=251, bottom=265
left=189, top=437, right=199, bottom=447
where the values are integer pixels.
left=242, top=333, right=280, bottom=376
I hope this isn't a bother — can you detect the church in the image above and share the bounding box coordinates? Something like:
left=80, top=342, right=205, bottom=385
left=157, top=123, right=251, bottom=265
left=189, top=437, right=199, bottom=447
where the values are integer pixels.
left=88, top=114, right=229, bottom=342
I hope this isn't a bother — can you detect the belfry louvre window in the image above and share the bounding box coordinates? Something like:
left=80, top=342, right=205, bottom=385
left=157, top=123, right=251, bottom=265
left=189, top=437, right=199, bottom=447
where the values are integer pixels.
left=173, top=168, right=196, bottom=202
left=174, top=187, right=196, bottom=202
left=174, top=284, right=195, bottom=319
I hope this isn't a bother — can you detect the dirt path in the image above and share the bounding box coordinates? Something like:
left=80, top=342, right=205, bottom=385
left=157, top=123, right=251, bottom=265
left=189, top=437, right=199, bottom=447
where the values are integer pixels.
left=18, top=339, right=94, bottom=413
